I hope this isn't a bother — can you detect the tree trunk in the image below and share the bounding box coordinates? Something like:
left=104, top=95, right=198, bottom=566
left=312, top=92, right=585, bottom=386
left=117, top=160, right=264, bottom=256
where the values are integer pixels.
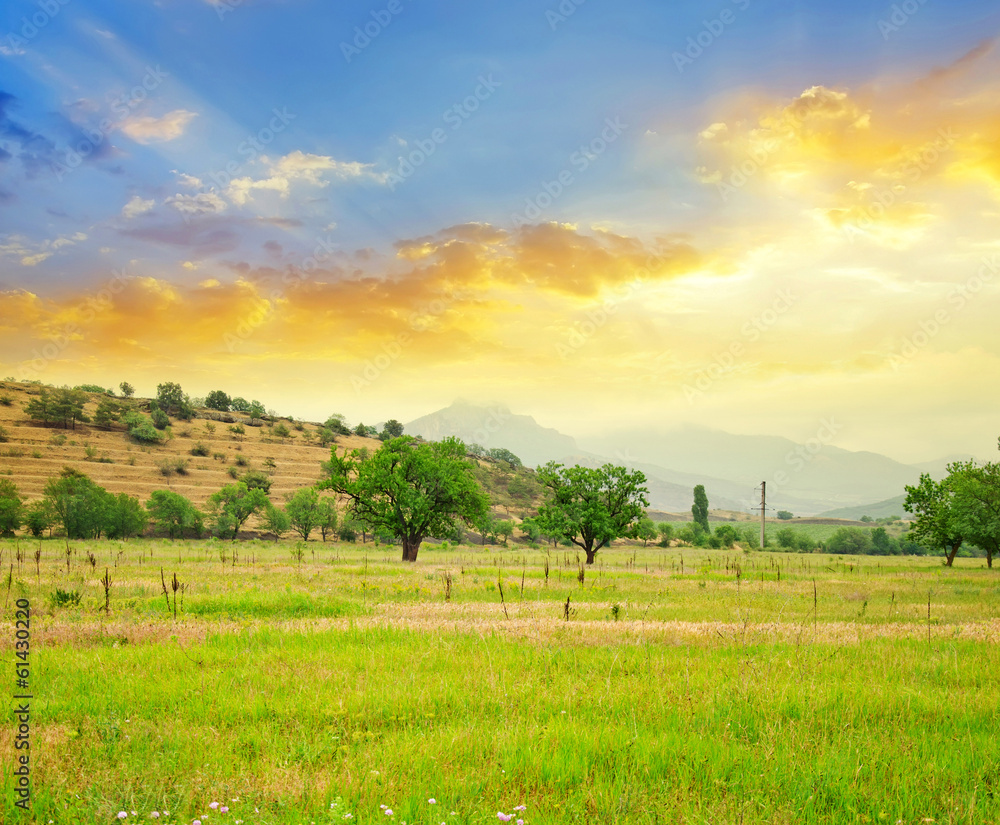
left=402, top=537, right=421, bottom=562
left=945, top=540, right=961, bottom=567
left=585, top=547, right=597, bottom=565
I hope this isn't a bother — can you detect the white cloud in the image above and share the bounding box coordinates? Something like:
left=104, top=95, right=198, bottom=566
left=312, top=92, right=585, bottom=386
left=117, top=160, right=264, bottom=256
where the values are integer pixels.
left=122, top=196, right=155, bottom=219
left=165, top=191, right=227, bottom=216
left=0, top=232, right=87, bottom=266
left=225, top=150, right=388, bottom=205
left=120, top=109, right=198, bottom=144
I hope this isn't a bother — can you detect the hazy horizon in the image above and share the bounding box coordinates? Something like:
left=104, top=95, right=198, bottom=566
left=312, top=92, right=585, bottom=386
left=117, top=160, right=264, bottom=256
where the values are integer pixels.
left=2, top=1, right=999, bottom=465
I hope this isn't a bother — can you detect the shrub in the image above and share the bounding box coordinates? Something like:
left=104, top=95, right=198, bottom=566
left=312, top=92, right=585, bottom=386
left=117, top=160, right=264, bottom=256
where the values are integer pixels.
left=190, top=442, right=210, bottom=457
left=0, top=394, right=13, bottom=406
left=235, top=454, right=249, bottom=467
left=49, top=433, right=67, bottom=446
left=226, top=466, right=239, bottom=478
left=48, top=588, right=82, bottom=609
left=151, top=408, right=170, bottom=430
left=0, top=425, right=9, bottom=443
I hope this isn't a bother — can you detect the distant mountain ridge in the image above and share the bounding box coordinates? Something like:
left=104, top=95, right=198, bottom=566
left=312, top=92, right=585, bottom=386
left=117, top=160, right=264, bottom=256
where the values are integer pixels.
left=407, top=402, right=960, bottom=516
left=406, top=400, right=577, bottom=468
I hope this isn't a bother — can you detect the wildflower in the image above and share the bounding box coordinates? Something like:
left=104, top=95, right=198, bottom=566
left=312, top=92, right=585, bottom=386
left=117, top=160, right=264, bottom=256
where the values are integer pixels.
left=221, top=807, right=229, bottom=814
left=194, top=821, right=201, bottom=825
left=498, top=814, right=513, bottom=822
left=513, top=806, right=526, bottom=812
left=384, top=809, right=394, bottom=816
left=518, top=820, right=524, bottom=824
left=117, top=815, right=127, bottom=821
left=210, top=802, right=220, bottom=810
left=428, top=799, right=437, bottom=804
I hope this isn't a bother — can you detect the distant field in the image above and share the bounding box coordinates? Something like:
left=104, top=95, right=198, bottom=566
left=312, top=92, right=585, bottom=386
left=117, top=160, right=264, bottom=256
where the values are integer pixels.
left=1, top=538, right=998, bottom=824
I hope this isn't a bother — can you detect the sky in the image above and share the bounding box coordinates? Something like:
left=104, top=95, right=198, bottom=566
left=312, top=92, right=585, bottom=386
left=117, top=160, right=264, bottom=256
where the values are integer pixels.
left=1, top=0, right=999, bottom=465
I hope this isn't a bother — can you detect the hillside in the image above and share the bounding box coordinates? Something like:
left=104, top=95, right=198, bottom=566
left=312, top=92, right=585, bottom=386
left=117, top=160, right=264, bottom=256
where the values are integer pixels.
left=818, top=494, right=912, bottom=522
left=0, top=381, right=371, bottom=509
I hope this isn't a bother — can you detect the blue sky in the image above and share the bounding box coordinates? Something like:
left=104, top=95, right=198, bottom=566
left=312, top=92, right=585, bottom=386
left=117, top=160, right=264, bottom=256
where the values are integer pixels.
left=2, top=0, right=999, bottom=461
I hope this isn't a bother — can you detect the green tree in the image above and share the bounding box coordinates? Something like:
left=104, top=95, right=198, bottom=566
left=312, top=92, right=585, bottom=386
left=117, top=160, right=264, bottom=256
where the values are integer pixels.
left=319, top=436, right=488, bottom=562
left=714, top=523, right=739, bottom=548
left=146, top=490, right=203, bottom=538
left=948, top=459, right=1000, bottom=568
left=635, top=515, right=657, bottom=546
left=93, top=398, right=126, bottom=429
left=119, top=381, right=135, bottom=399
left=318, top=498, right=339, bottom=542
left=208, top=482, right=270, bottom=540
left=261, top=505, right=291, bottom=541
left=150, top=407, right=170, bottom=430
left=205, top=390, right=232, bottom=411
left=23, top=500, right=54, bottom=538
left=533, top=462, right=649, bottom=564
left=123, top=411, right=162, bottom=444
left=487, top=447, right=522, bottom=468
left=379, top=419, right=405, bottom=440
left=241, top=469, right=272, bottom=494
left=44, top=468, right=111, bottom=538
left=692, top=485, right=710, bottom=533
left=0, top=478, right=23, bottom=536
left=826, top=527, right=873, bottom=555
left=24, top=387, right=90, bottom=429
left=777, top=510, right=793, bottom=520
left=324, top=414, right=352, bottom=436
left=657, top=522, right=674, bottom=546
left=284, top=487, right=322, bottom=540
left=247, top=400, right=266, bottom=425
left=231, top=397, right=250, bottom=412
left=495, top=519, right=514, bottom=546
left=104, top=493, right=148, bottom=539
left=904, top=472, right=964, bottom=566
left=156, top=382, right=186, bottom=415
left=775, top=527, right=797, bottom=549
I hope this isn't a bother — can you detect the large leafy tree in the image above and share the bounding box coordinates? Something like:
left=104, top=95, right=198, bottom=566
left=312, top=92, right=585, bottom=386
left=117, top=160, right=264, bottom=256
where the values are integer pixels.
left=948, top=459, right=1000, bottom=568
left=205, top=390, right=232, bottom=412
left=44, top=468, right=111, bottom=538
left=0, top=478, right=23, bottom=536
left=208, top=481, right=270, bottom=540
left=903, top=472, right=964, bottom=566
left=534, top=462, right=649, bottom=564
left=105, top=493, right=148, bottom=539
left=285, top=487, right=322, bottom=541
left=319, top=436, right=489, bottom=561
left=146, top=490, right=204, bottom=538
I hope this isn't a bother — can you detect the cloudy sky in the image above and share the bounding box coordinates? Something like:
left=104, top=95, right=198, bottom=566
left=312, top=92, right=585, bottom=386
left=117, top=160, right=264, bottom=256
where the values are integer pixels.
left=1, top=0, right=999, bottom=463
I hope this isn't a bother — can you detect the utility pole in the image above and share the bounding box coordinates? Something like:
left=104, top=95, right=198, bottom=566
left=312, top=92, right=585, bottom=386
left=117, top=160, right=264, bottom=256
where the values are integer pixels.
left=759, top=481, right=766, bottom=550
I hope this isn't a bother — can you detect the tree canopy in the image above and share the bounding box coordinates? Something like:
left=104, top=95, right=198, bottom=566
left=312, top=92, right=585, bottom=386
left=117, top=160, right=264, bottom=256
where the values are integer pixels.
left=534, top=462, right=649, bottom=564
left=692, top=484, right=710, bottom=533
left=319, top=436, right=488, bottom=561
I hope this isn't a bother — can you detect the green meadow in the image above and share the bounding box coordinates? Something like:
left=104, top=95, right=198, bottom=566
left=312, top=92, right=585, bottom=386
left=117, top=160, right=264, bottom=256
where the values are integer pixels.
left=2, top=538, right=999, bottom=824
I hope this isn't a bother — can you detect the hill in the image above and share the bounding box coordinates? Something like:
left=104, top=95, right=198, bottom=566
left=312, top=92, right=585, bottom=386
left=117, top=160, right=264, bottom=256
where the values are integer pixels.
left=817, top=494, right=912, bottom=522
left=0, top=380, right=368, bottom=510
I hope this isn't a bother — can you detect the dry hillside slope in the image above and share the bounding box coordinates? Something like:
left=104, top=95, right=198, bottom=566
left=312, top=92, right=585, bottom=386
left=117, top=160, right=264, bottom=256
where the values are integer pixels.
left=0, top=381, right=377, bottom=509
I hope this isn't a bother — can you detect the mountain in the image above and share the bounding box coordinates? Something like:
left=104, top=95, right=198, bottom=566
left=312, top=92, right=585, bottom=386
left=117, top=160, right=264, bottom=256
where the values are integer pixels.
left=818, top=495, right=911, bottom=521
left=580, top=424, right=925, bottom=514
left=405, top=400, right=577, bottom=468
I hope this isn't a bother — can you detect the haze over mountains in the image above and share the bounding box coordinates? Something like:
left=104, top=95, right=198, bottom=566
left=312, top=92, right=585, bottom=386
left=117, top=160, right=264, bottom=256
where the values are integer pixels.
left=406, top=401, right=970, bottom=516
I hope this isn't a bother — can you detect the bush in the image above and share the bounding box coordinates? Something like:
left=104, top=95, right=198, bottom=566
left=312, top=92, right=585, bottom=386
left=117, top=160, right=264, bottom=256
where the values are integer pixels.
left=190, top=442, right=210, bottom=457
left=0, top=394, right=13, bottom=406
left=0, top=425, right=9, bottom=443
left=777, top=510, right=793, bottom=520
left=48, top=588, right=82, bottom=609
left=151, top=408, right=170, bottom=430
left=235, top=454, right=249, bottom=467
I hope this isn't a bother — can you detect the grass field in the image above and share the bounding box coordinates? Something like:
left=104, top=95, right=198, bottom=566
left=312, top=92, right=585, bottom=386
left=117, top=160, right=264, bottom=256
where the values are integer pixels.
left=2, top=538, right=999, bottom=824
